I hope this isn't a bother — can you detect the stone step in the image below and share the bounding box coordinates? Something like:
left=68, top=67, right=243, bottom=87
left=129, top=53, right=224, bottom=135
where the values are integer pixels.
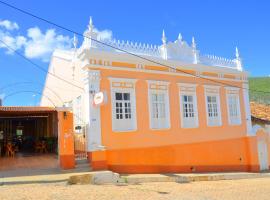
left=75, top=159, right=89, bottom=165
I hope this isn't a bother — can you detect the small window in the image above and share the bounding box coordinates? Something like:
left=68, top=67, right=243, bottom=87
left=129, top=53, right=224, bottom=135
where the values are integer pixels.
left=183, top=95, right=195, bottom=118
left=206, top=94, right=221, bottom=126
left=152, top=93, right=166, bottom=119
left=115, top=92, right=132, bottom=120
left=227, top=93, right=241, bottom=125
left=178, top=83, right=198, bottom=128
left=180, top=94, right=198, bottom=128
left=148, top=81, right=170, bottom=130
left=110, top=78, right=137, bottom=132
left=207, top=96, right=218, bottom=118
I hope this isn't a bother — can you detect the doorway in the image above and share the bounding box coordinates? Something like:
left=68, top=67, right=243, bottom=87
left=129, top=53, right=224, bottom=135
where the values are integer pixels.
left=0, top=108, right=59, bottom=171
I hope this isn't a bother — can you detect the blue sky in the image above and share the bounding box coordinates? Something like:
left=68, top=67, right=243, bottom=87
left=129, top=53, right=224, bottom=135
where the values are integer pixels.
left=0, top=0, right=269, bottom=106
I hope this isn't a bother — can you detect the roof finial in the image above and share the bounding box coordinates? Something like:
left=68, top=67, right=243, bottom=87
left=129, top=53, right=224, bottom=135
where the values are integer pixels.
left=235, top=46, right=242, bottom=71
left=192, top=36, right=196, bottom=49
left=178, top=33, right=183, bottom=42
left=88, top=16, right=94, bottom=32
left=73, top=34, right=78, bottom=49
left=235, top=46, right=240, bottom=59
left=162, top=29, right=167, bottom=45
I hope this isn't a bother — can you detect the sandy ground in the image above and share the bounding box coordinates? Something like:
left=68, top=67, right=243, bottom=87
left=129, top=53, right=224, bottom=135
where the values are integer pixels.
left=1, top=177, right=270, bottom=200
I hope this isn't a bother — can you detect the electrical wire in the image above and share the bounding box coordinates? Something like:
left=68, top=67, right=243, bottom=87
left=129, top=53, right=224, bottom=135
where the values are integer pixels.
left=0, top=39, right=84, bottom=91
left=0, top=81, right=64, bottom=104
left=0, top=0, right=269, bottom=95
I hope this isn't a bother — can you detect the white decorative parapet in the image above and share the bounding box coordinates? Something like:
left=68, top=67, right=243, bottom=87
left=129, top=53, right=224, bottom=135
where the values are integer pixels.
left=199, top=54, right=238, bottom=69
left=78, top=17, right=243, bottom=71
left=105, top=39, right=160, bottom=57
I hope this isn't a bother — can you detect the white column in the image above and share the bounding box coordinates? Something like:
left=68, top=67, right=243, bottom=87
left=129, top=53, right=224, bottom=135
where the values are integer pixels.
left=242, top=83, right=253, bottom=135
left=84, top=70, right=103, bottom=151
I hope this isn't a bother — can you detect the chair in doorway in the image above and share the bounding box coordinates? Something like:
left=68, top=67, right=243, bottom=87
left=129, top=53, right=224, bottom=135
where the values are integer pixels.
left=34, top=140, right=48, bottom=153
left=5, top=142, right=15, bottom=157
left=39, top=141, right=48, bottom=153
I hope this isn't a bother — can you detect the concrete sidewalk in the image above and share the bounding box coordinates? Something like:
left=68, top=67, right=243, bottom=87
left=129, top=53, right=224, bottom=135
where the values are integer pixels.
left=0, top=167, right=92, bottom=185
left=1, top=170, right=270, bottom=185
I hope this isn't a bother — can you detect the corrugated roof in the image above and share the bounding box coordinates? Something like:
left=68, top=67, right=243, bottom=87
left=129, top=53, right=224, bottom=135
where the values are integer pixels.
left=250, top=102, right=270, bottom=122
left=0, top=106, right=57, bottom=112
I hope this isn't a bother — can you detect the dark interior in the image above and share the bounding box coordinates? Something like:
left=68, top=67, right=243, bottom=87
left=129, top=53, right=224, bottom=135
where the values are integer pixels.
left=0, top=110, right=58, bottom=157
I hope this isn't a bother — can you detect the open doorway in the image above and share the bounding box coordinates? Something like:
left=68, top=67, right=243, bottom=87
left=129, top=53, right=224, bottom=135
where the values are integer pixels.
left=0, top=107, right=59, bottom=171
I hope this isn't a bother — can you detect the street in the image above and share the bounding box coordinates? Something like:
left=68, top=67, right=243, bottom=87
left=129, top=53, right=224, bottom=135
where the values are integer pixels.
left=1, top=177, right=270, bottom=200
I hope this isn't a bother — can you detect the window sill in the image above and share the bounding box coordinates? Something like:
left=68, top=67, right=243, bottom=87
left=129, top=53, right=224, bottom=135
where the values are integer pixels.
left=112, top=129, right=137, bottom=133
left=181, top=126, right=199, bottom=129
left=207, top=124, right=222, bottom=127
left=149, top=127, right=171, bottom=131
left=228, top=123, right=242, bottom=126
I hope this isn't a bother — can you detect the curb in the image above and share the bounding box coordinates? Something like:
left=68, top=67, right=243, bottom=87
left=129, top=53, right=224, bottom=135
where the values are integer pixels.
left=2, top=171, right=270, bottom=185
left=121, top=172, right=270, bottom=184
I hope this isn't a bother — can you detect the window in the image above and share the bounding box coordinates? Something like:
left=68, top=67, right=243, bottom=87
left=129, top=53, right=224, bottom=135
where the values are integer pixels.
left=204, top=86, right=222, bottom=126
left=151, top=93, right=166, bottom=119
left=115, top=92, right=131, bottom=119
left=178, top=83, right=198, bottom=128
left=148, top=81, right=170, bottom=129
left=110, top=78, right=137, bottom=132
left=183, top=95, right=195, bottom=118
left=226, top=88, right=241, bottom=125
left=207, top=96, right=218, bottom=118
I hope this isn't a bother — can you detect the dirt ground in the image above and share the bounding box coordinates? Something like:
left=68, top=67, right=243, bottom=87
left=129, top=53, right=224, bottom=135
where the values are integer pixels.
left=1, top=177, right=270, bottom=200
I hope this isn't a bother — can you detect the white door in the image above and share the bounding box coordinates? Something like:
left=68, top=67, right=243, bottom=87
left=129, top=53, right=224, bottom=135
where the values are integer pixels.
left=258, top=140, right=269, bottom=171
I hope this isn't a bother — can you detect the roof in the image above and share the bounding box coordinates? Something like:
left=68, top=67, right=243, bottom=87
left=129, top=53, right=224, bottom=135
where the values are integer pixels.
left=250, top=102, right=270, bottom=122
left=0, top=106, right=57, bottom=112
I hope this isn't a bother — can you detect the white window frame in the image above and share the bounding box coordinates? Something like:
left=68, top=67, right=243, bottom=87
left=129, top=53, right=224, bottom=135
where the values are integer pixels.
left=148, top=80, right=170, bottom=130
left=109, top=78, right=137, bottom=132
left=226, top=87, right=242, bottom=125
left=204, top=85, right=222, bottom=127
left=178, top=83, right=198, bottom=128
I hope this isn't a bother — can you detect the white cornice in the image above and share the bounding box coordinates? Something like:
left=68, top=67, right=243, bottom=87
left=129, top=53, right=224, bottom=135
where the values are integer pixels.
left=78, top=48, right=247, bottom=75
left=83, top=64, right=247, bottom=83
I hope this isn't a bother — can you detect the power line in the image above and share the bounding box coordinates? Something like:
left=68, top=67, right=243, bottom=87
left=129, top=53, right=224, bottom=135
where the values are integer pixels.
left=3, top=90, right=56, bottom=107
left=3, top=90, right=86, bottom=124
left=0, top=0, right=270, bottom=95
left=0, top=39, right=84, bottom=91
left=0, top=81, right=64, bottom=104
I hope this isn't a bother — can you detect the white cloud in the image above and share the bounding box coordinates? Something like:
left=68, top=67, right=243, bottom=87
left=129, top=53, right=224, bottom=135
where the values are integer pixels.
left=0, top=20, right=19, bottom=30
left=24, top=27, right=71, bottom=62
left=0, top=20, right=72, bottom=62
left=0, top=19, right=114, bottom=62
left=94, top=28, right=113, bottom=41
left=0, top=31, right=26, bottom=53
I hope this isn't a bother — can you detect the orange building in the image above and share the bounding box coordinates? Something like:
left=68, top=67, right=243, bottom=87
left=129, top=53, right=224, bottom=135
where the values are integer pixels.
left=41, top=17, right=270, bottom=173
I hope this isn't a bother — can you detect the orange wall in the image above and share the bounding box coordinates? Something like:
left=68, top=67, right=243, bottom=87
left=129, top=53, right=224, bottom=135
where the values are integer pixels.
left=97, top=68, right=247, bottom=150
left=103, top=137, right=259, bottom=173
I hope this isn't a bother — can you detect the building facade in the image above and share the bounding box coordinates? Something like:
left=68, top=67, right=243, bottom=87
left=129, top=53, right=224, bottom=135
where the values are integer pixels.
left=41, top=18, right=269, bottom=173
